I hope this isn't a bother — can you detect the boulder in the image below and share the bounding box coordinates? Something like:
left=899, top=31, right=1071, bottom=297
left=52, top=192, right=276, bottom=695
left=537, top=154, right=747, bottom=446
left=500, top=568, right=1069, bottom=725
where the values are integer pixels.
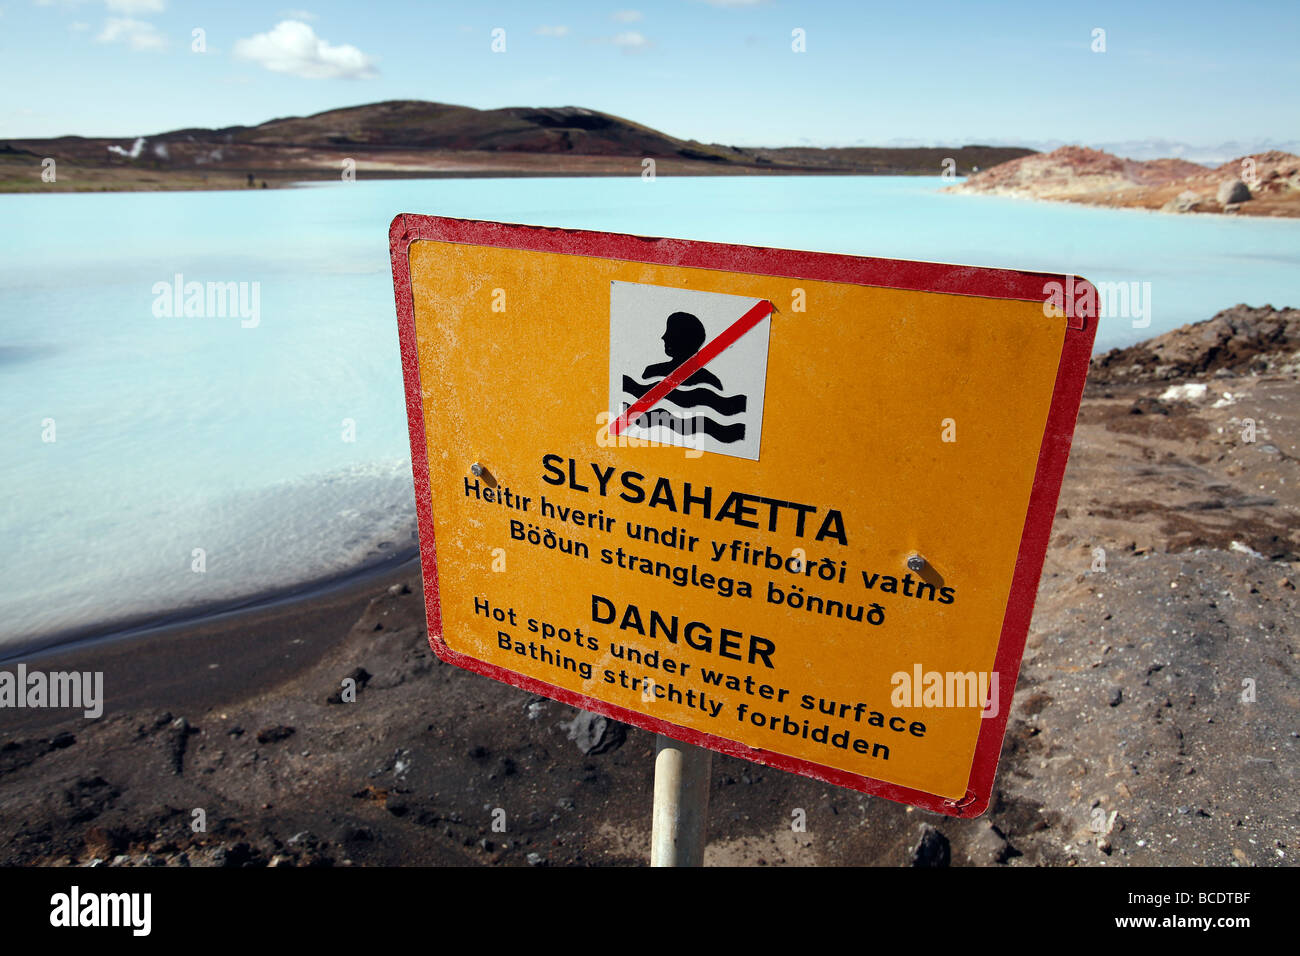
left=909, top=824, right=951, bottom=867
left=1216, top=179, right=1252, bottom=204
left=560, top=711, right=626, bottom=755
left=1162, top=190, right=1202, bottom=213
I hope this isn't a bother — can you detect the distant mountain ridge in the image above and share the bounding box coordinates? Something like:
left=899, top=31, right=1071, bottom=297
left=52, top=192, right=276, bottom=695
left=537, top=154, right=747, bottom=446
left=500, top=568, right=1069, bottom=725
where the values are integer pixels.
left=1, top=99, right=1037, bottom=192
left=157, top=100, right=737, bottom=160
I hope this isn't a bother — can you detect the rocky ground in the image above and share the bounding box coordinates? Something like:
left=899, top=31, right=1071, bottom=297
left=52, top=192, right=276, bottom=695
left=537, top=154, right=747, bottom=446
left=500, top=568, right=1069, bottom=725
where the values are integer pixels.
left=949, top=146, right=1300, bottom=218
left=0, top=306, right=1295, bottom=867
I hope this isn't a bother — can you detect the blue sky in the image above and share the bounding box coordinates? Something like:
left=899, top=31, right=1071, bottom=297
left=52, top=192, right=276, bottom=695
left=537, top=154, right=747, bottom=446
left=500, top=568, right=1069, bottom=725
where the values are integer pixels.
left=4, top=0, right=1298, bottom=149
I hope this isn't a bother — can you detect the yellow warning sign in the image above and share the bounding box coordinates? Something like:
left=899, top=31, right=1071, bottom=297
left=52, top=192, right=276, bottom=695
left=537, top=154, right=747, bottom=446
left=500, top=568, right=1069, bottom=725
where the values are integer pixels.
left=390, top=215, right=1095, bottom=815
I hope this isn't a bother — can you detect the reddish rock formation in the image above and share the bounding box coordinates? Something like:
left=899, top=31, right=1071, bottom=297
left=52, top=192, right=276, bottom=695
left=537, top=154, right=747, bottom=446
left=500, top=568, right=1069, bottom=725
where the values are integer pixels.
left=950, top=145, right=1300, bottom=218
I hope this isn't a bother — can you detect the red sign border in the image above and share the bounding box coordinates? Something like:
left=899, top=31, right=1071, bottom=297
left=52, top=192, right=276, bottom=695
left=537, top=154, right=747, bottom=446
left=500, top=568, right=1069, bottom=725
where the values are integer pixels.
left=389, top=213, right=1097, bottom=818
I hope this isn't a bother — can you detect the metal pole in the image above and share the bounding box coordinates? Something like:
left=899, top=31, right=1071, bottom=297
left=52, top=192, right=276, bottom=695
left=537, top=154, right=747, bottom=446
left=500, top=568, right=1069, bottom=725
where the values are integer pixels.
left=650, top=734, right=712, bottom=866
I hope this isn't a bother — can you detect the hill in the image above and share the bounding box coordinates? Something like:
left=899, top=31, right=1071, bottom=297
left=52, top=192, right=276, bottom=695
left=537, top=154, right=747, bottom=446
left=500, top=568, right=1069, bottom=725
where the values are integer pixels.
left=0, top=99, right=1035, bottom=192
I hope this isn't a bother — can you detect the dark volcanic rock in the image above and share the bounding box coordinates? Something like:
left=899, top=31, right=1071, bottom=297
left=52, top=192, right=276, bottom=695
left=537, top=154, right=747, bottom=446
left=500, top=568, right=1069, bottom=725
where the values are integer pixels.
left=256, top=725, right=295, bottom=745
left=1090, top=304, right=1300, bottom=385
left=63, top=776, right=119, bottom=825
left=326, top=667, right=372, bottom=704
left=561, top=712, right=627, bottom=755
left=167, top=716, right=196, bottom=774
left=909, top=825, right=951, bottom=867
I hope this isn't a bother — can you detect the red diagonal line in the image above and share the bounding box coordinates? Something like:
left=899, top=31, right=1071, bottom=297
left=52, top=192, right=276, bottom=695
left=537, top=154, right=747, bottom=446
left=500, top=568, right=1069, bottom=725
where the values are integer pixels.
left=611, top=298, right=773, bottom=437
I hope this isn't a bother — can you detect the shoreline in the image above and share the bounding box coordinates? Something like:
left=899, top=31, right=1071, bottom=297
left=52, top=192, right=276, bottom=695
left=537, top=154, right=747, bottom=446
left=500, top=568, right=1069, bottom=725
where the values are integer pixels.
left=10, top=168, right=1295, bottom=221
left=0, top=166, right=954, bottom=196
left=0, top=549, right=419, bottom=667
left=943, top=184, right=1300, bottom=220
left=0, top=555, right=421, bottom=738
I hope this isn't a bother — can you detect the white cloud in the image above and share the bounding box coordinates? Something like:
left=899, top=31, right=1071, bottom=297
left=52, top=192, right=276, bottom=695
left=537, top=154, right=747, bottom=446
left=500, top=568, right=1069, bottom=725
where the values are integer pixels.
left=105, top=0, right=165, bottom=13
left=96, top=17, right=166, bottom=50
left=534, top=25, right=569, bottom=37
left=612, top=10, right=642, bottom=21
left=612, top=31, right=648, bottom=48
left=233, top=20, right=378, bottom=79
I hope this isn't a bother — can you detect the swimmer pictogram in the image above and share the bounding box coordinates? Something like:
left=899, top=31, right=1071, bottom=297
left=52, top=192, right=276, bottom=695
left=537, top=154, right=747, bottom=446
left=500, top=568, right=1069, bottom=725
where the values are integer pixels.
left=609, top=282, right=773, bottom=461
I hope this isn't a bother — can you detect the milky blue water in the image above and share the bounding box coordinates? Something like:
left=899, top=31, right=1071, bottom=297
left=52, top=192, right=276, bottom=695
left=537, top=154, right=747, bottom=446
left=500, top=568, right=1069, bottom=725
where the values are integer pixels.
left=2, top=176, right=1298, bottom=651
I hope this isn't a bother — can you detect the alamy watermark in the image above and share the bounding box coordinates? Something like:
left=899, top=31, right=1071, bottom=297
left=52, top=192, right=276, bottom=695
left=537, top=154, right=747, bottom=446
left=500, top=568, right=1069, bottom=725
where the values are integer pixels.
left=0, top=665, right=103, bottom=719
left=50, top=886, right=150, bottom=936
left=1042, top=275, right=1152, bottom=329
left=152, top=274, right=260, bottom=328
left=891, top=664, right=999, bottom=718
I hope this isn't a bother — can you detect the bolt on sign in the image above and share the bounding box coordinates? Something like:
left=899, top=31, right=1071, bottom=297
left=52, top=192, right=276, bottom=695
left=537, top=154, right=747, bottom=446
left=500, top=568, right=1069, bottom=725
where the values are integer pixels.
left=390, top=214, right=1096, bottom=816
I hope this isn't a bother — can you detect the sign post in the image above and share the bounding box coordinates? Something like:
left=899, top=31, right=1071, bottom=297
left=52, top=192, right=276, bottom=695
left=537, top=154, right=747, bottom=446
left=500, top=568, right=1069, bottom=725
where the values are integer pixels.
left=650, top=735, right=711, bottom=866
left=390, top=214, right=1096, bottom=828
